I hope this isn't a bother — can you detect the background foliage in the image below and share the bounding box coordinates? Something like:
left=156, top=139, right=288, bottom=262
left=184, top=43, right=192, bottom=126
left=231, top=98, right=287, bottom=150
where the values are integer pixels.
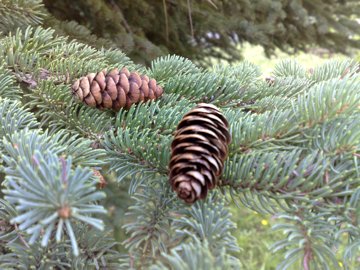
left=2, top=0, right=360, bottom=65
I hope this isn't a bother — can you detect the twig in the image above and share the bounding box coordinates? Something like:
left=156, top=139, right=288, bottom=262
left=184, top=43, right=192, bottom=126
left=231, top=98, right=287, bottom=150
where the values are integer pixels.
left=129, top=253, right=134, bottom=268
left=303, top=249, right=311, bottom=270
left=162, top=0, right=169, bottom=43
left=206, top=0, right=218, bottom=9
left=187, top=0, right=194, bottom=38
left=108, top=0, right=132, bottom=33
left=59, top=156, right=68, bottom=185
left=14, top=223, right=30, bottom=248
left=297, top=211, right=312, bottom=270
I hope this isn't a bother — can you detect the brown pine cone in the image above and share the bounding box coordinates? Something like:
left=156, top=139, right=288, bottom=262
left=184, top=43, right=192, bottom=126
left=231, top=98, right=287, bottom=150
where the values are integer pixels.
left=169, top=103, right=231, bottom=203
left=71, top=67, right=163, bottom=111
left=93, top=169, right=107, bottom=189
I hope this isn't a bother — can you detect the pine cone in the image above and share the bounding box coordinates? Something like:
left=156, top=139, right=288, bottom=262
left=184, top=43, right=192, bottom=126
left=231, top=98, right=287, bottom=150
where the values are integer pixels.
left=169, top=103, right=231, bottom=203
left=71, top=67, right=163, bottom=111
left=93, top=169, right=107, bottom=189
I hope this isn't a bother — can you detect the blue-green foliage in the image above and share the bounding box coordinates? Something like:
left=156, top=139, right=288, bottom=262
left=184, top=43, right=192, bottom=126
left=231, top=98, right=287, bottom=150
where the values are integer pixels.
left=0, top=18, right=358, bottom=270
left=150, top=238, right=241, bottom=270
left=3, top=146, right=106, bottom=255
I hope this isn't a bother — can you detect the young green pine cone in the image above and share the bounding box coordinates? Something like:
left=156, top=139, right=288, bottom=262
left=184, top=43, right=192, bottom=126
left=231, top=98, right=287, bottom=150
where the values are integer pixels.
left=169, top=103, right=231, bottom=204
left=71, top=67, right=163, bottom=111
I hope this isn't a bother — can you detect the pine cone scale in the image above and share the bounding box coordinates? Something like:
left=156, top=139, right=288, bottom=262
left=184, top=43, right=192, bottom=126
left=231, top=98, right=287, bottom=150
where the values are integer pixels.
left=95, top=71, right=106, bottom=90
left=107, top=68, right=119, bottom=81
left=169, top=153, right=202, bottom=167
left=91, top=81, right=102, bottom=104
left=106, top=77, right=117, bottom=100
left=129, top=82, right=140, bottom=103
left=129, top=72, right=142, bottom=86
left=80, top=78, right=90, bottom=93
left=173, top=145, right=212, bottom=156
left=116, top=87, right=127, bottom=107
left=84, top=94, right=96, bottom=107
left=87, top=73, right=96, bottom=82
left=186, top=171, right=206, bottom=185
left=171, top=134, right=209, bottom=148
left=75, top=86, right=83, bottom=100
left=102, top=92, right=112, bottom=108
left=121, top=67, right=130, bottom=76
left=202, top=154, right=222, bottom=175
left=171, top=133, right=226, bottom=160
left=120, top=73, right=130, bottom=93
left=141, top=82, right=149, bottom=97
left=178, top=115, right=218, bottom=127
left=176, top=125, right=220, bottom=141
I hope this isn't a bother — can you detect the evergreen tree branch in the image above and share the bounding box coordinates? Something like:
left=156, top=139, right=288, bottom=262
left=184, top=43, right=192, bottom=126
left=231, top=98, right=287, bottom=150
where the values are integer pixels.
left=271, top=210, right=340, bottom=270
left=0, top=62, right=22, bottom=99
left=1, top=135, right=107, bottom=255
left=0, top=0, right=45, bottom=34
left=0, top=20, right=359, bottom=268
left=172, top=192, right=240, bottom=259
left=150, top=238, right=241, bottom=270
left=121, top=180, right=178, bottom=268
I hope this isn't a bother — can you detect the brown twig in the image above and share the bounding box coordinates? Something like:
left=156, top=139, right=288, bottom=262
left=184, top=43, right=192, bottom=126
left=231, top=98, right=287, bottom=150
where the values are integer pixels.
left=206, top=0, right=218, bottom=9
left=129, top=253, right=135, bottom=269
left=14, top=223, right=30, bottom=248
left=108, top=0, right=132, bottom=33
left=303, top=247, right=311, bottom=270
left=162, top=0, right=169, bottom=43
left=59, top=156, right=68, bottom=185
left=187, top=0, right=194, bottom=38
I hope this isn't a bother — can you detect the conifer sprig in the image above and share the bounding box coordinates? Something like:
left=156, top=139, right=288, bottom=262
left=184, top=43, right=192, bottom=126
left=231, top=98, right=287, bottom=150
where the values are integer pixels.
left=0, top=0, right=44, bottom=33
left=2, top=150, right=106, bottom=256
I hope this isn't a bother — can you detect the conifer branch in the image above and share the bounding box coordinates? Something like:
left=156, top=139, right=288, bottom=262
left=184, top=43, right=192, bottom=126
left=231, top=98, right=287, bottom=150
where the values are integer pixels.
left=0, top=19, right=359, bottom=268
left=2, top=150, right=106, bottom=256
left=0, top=0, right=45, bottom=33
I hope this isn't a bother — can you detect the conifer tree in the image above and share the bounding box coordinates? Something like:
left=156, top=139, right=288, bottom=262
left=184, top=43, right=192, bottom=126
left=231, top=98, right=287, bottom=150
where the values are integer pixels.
left=0, top=1, right=359, bottom=270
left=42, top=0, right=360, bottom=64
